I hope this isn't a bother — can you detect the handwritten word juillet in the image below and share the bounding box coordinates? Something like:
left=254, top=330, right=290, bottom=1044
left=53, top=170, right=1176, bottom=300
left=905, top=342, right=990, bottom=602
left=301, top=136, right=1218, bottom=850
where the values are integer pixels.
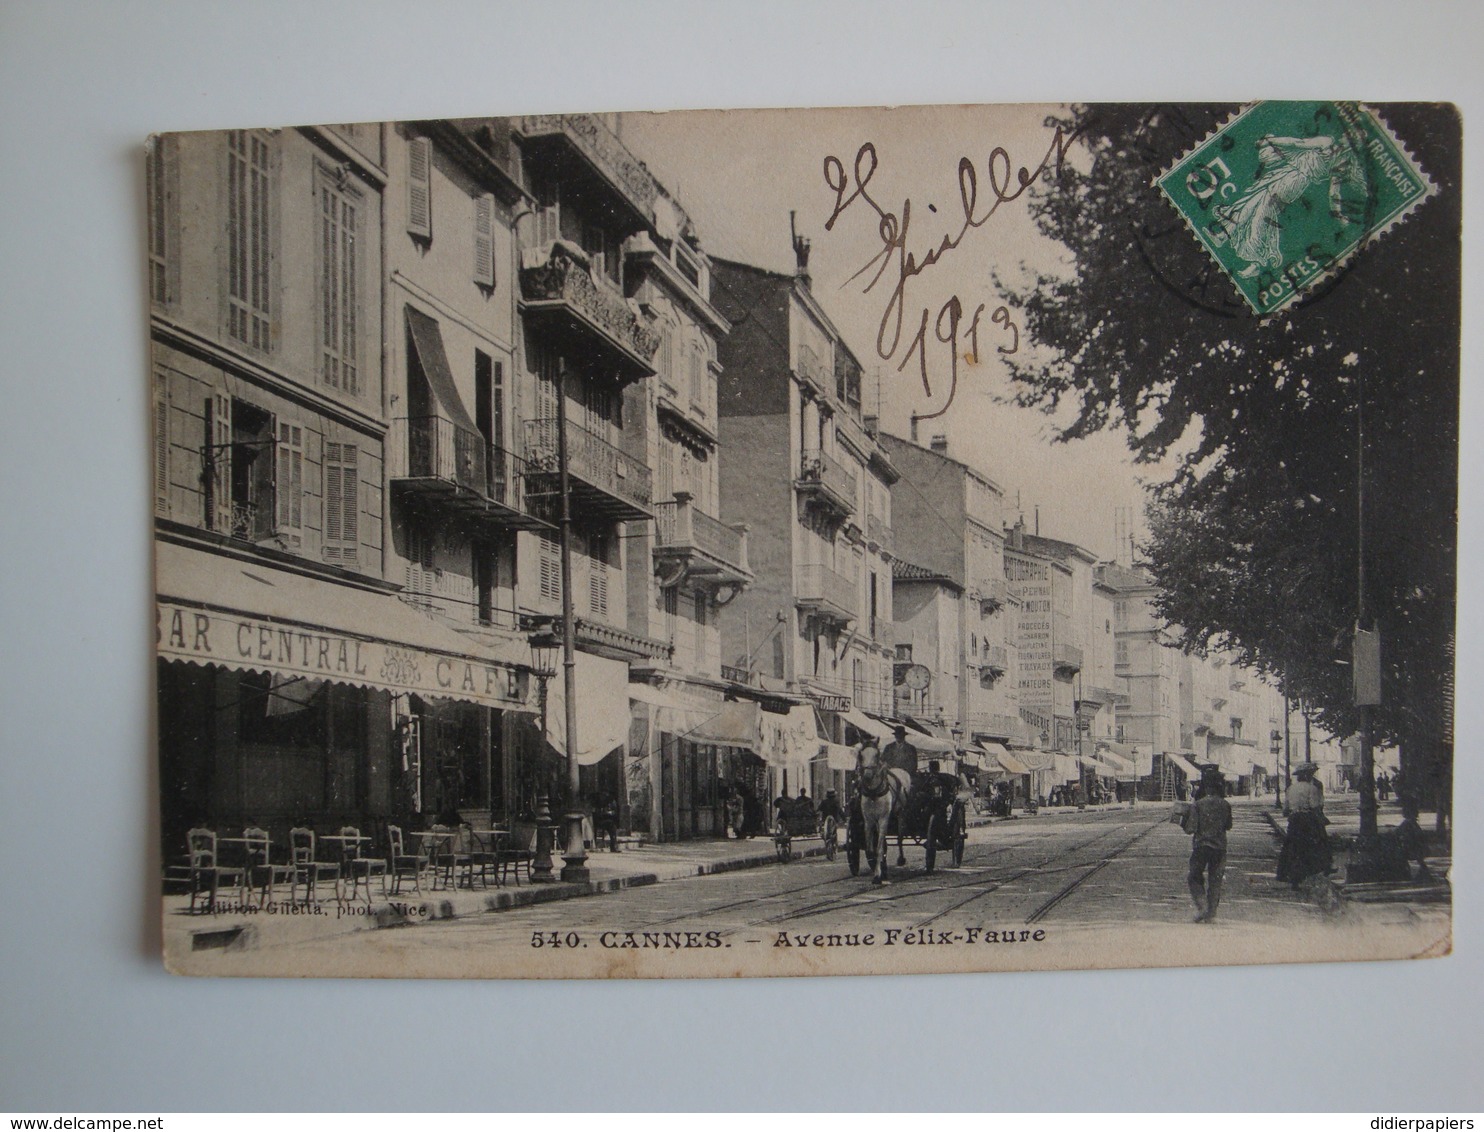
left=822, top=126, right=1085, bottom=419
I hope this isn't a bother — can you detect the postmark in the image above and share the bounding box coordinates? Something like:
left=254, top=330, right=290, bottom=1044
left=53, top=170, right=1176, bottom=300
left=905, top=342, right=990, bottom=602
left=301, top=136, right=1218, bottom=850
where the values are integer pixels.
left=1155, top=101, right=1434, bottom=315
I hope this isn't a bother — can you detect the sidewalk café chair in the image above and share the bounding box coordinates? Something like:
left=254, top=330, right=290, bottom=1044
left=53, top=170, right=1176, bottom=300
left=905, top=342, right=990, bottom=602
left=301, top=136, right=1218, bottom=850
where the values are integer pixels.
left=338, top=825, right=388, bottom=904
left=242, top=826, right=293, bottom=908
left=496, top=824, right=537, bottom=886
left=425, top=824, right=456, bottom=891
left=186, top=828, right=245, bottom=914
left=456, top=823, right=496, bottom=890
left=387, top=825, right=425, bottom=895
left=288, top=827, right=341, bottom=907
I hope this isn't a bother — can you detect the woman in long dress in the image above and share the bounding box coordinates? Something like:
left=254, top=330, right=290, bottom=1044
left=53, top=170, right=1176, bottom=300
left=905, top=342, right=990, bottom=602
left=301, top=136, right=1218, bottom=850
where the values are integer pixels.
left=1276, top=762, right=1333, bottom=885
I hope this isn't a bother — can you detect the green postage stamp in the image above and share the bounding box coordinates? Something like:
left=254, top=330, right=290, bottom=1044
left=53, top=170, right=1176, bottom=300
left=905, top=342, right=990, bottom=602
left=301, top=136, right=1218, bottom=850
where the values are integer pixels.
left=1156, top=101, right=1435, bottom=315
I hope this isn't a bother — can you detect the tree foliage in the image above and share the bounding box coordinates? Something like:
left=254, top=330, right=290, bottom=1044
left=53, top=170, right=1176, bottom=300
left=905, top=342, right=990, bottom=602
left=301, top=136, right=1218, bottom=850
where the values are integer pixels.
left=1003, top=103, right=1459, bottom=745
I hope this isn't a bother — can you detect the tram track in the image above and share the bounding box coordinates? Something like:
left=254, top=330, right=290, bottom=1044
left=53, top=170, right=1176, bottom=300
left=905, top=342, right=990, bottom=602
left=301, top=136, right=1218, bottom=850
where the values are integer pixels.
left=756, top=811, right=1167, bottom=929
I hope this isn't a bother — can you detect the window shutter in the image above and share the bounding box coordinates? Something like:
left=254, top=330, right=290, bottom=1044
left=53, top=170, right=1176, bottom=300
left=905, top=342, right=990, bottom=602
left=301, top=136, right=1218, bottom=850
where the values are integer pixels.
left=276, top=422, right=303, bottom=536
left=208, top=394, right=231, bottom=532
left=407, top=136, right=432, bottom=239
left=339, top=443, right=358, bottom=546
left=153, top=376, right=170, bottom=515
left=538, top=535, right=562, bottom=603
left=323, top=441, right=358, bottom=564
left=589, top=559, right=608, bottom=617
left=473, top=192, right=495, bottom=288
left=324, top=443, right=342, bottom=544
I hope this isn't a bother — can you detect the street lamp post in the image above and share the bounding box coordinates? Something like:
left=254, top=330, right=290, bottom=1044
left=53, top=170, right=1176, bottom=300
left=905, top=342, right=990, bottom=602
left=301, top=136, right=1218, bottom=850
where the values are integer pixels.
left=554, top=358, right=590, bottom=883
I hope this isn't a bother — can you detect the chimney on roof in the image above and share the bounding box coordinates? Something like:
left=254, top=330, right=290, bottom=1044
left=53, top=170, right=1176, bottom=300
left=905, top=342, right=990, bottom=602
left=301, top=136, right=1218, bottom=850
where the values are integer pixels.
left=790, top=211, right=811, bottom=289
left=909, top=413, right=923, bottom=443
left=1010, top=516, right=1025, bottom=550
left=930, top=434, right=948, bottom=454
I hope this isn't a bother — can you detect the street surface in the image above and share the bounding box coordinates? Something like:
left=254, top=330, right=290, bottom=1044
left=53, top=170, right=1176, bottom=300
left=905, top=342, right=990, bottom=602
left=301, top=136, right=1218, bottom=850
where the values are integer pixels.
left=187, top=796, right=1456, bottom=978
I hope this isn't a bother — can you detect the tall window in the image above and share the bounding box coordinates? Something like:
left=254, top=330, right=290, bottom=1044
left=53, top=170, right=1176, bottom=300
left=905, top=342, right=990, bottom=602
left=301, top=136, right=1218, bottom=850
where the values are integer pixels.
left=227, top=130, right=273, bottom=351
left=323, top=442, right=359, bottom=565
left=152, top=371, right=170, bottom=516
left=146, top=136, right=176, bottom=306
left=276, top=422, right=303, bottom=540
left=319, top=170, right=360, bottom=394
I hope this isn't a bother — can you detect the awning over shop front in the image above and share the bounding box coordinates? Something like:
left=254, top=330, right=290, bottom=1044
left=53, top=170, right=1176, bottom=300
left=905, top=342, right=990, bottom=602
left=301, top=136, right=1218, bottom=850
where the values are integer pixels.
left=757, top=704, right=823, bottom=769
left=902, top=724, right=958, bottom=757
left=842, top=707, right=892, bottom=745
left=1098, top=740, right=1147, bottom=776
left=1166, top=754, right=1203, bottom=782
left=156, top=539, right=534, bottom=712
left=818, top=742, right=858, bottom=771
left=546, top=651, right=631, bottom=765
left=1093, top=749, right=1137, bottom=780
left=980, top=744, right=1032, bottom=776
left=691, top=700, right=763, bottom=747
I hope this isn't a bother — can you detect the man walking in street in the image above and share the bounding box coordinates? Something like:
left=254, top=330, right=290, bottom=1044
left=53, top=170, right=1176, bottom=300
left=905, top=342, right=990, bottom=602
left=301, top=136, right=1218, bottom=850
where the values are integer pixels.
left=882, top=725, right=920, bottom=776
left=1182, top=765, right=1233, bottom=923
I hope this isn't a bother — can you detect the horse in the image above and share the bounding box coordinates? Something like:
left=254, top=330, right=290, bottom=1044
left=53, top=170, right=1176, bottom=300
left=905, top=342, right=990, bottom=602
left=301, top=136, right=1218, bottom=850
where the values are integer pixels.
left=855, top=742, right=911, bottom=884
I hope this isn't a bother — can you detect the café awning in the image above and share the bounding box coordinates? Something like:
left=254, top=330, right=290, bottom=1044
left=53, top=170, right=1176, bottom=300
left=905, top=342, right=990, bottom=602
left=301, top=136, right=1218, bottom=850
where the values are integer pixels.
left=545, top=651, right=631, bottom=764
left=156, top=539, right=534, bottom=712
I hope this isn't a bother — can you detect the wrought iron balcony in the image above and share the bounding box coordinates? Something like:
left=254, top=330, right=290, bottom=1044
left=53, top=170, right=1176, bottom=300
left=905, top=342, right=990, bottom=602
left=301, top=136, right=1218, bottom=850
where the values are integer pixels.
left=795, top=449, right=856, bottom=519
left=653, top=495, right=752, bottom=591
left=523, top=417, right=653, bottom=522
left=1052, top=642, right=1083, bottom=676
left=519, top=242, right=661, bottom=381
left=389, top=416, right=549, bottom=531
left=795, top=563, right=857, bottom=627
left=517, top=114, right=659, bottom=228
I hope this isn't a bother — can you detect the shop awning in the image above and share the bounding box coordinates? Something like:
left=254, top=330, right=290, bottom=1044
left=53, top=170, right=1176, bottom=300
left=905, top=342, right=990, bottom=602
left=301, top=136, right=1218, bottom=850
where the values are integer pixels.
left=981, top=744, right=1032, bottom=776
left=690, top=700, right=763, bottom=747
left=1013, top=750, right=1057, bottom=773
left=757, top=704, right=823, bottom=768
left=156, top=539, right=534, bottom=712
left=818, top=742, right=858, bottom=771
left=545, top=651, right=631, bottom=764
left=842, top=707, right=892, bottom=745
left=406, top=306, right=480, bottom=435
left=1053, top=753, right=1081, bottom=782
left=902, top=724, right=958, bottom=757
left=1166, top=754, right=1203, bottom=782
left=1094, top=749, right=1137, bottom=780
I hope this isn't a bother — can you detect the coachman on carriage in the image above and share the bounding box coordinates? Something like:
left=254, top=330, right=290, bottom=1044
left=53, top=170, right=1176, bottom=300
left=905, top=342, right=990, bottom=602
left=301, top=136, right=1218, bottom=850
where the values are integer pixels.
left=845, top=741, right=967, bottom=883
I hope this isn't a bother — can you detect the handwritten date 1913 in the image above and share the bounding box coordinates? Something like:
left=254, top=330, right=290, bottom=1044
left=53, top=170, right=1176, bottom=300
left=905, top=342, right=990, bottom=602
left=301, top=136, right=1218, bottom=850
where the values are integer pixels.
left=822, top=128, right=1082, bottom=419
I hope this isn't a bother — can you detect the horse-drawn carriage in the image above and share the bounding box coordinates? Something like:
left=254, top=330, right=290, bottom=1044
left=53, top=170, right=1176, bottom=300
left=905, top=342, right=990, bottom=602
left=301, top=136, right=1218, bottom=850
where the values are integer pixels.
left=772, top=800, right=839, bottom=864
left=844, top=758, right=968, bottom=880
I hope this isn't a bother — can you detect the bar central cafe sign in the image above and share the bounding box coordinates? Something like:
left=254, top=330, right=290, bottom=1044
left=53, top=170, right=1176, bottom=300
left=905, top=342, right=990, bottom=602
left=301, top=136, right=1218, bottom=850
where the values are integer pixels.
left=157, top=601, right=532, bottom=711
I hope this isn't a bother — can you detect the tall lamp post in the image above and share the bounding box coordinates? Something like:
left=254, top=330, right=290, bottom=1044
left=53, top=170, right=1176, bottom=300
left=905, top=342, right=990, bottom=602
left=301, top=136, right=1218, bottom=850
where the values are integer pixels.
left=554, top=358, right=590, bottom=883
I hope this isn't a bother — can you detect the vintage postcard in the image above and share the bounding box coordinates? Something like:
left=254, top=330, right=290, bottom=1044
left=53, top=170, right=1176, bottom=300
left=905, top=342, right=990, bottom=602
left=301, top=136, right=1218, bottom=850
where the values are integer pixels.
left=152, top=102, right=1456, bottom=978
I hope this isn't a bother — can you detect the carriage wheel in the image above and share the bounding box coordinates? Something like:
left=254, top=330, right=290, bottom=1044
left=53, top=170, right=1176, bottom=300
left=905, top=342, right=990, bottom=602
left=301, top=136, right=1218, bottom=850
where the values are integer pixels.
left=924, top=816, right=938, bottom=874
left=847, top=845, right=860, bottom=875
left=823, top=817, right=838, bottom=861
left=952, top=804, right=967, bottom=867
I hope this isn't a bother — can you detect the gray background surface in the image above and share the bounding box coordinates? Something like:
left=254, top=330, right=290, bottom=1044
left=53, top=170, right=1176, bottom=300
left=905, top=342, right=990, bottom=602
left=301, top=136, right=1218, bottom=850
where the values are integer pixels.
left=1, top=0, right=1479, bottom=1111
